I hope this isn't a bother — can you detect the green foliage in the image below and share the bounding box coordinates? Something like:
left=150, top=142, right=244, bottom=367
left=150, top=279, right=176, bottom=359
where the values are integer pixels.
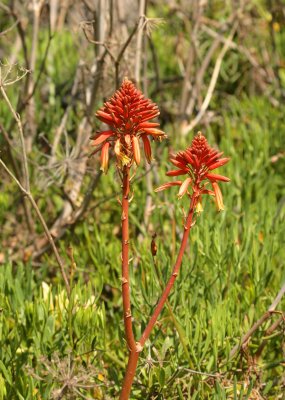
left=0, top=263, right=106, bottom=399
left=1, top=97, right=284, bottom=398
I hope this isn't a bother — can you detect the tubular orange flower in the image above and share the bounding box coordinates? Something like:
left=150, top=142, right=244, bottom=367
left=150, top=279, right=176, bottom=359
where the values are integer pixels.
left=90, top=78, right=167, bottom=171
left=142, top=135, right=152, bottom=163
left=154, top=181, right=182, bottom=192
left=100, top=142, right=110, bottom=174
left=177, top=177, right=192, bottom=199
left=155, top=132, right=230, bottom=211
left=132, top=136, right=141, bottom=166
left=211, top=181, right=224, bottom=211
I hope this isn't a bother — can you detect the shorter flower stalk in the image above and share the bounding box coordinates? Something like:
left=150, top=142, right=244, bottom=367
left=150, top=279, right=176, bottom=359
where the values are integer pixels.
left=119, top=133, right=230, bottom=399
left=139, top=194, right=198, bottom=347
left=141, top=132, right=230, bottom=346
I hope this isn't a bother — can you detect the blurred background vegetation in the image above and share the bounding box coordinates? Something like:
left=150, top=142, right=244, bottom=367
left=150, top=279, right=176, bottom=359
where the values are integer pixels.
left=0, top=0, right=284, bottom=399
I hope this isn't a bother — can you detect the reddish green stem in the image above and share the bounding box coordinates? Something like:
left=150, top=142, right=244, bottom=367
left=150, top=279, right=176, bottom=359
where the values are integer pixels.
left=121, top=166, right=136, bottom=352
left=139, top=195, right=197, bottom=346
left=119, top=351, right=140, bottom=400
left=119, top=194, right=198, bottom=399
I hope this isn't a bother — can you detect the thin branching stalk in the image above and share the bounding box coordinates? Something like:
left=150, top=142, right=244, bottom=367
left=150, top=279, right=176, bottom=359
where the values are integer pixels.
left=134, top=0, right=146, bottom=85
left=152, top=249, right=192, bottom=366
left=229, top=281, right=285, bottom=359
left=0, top=80, right=30, bottom=191
left=0, top=159, right=71, bottom=295
left=119, top=194, right=198, bottom=399
left=181, top=23, right=237, bottom=134
left=119, top=131, right=230, bottom=398
left=254, top=315, right=284, bottom=362
left=25, top=0, right=45, bottom=150
left=83, top=17, right=142, bottom=89
left=0, top=78, right=70, bottom=296
left=0, top=122, right=34, bottom=234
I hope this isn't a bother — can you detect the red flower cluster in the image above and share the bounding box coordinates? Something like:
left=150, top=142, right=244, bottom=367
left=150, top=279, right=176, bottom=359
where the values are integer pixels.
left=90, top=78, right=166, bottom=173
left=155, top=132, right=230, bottom=211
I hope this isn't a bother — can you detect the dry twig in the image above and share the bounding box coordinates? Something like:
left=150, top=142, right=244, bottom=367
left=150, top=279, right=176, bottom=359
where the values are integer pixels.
left=0, top=70, right=70, bottom=295
left=230, top=282, right=285, bottom=359
left=181, top=23, right=238, bottom=135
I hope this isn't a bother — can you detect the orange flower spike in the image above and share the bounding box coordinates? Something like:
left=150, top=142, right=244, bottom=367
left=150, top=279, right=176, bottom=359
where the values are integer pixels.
left=91, top=78, right=167, bottom=170
left=156, top=132, right=230, bottom=211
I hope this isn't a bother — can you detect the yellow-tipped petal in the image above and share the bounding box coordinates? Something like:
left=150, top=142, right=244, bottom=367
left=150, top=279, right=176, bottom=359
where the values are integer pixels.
left=142, top=135, right=152, bottom=163
left=177, top=177, right=192, bottom=199
left=121, top=154, right=131, bottom=166
left=125, top=134, right=131, bottom=146
left=100, top=142, right=110, bottom=174
left=155, top=181, right=182, bottom=192
left=212, top=181, right=224, bottom=211
left=196, top=198, right=203, bottom=214
left=114, top=139, right=121, bottom=157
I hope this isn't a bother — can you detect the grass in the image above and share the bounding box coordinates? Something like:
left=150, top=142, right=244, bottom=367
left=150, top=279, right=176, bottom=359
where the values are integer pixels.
left=0, top=95, right=284, bottom=399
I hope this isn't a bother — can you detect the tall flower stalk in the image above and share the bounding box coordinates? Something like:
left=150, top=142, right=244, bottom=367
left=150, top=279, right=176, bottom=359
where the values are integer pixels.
left=91, top=80, right=229, bottom=399
left=90, top=79, right=166, bottom=398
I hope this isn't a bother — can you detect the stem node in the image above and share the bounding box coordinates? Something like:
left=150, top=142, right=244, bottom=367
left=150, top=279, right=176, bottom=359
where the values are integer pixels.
left=136, top=342, right=143, bottom=352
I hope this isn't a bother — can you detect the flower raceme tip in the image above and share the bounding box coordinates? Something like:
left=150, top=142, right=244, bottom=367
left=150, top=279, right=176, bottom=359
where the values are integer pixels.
left=155, top=132, right=230, bottom=211
left=90, top=78, right=167, bottom=173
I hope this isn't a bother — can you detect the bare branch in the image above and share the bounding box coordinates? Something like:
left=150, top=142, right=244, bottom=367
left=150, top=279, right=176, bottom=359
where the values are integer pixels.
left=0, top=157, right=71, bottom=295
left=254, top=315, right=284, bottom=362
left=0, top=19, right=19, bottom=37
left=0, top=68, right=30, bottom=191
left=0, top=72, right=70, bottom=295
left=134, top=0, right=146, bottom=85
left=230, top=282, right=285, bottom=359
left=181, top=23, right=238, bottom=135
